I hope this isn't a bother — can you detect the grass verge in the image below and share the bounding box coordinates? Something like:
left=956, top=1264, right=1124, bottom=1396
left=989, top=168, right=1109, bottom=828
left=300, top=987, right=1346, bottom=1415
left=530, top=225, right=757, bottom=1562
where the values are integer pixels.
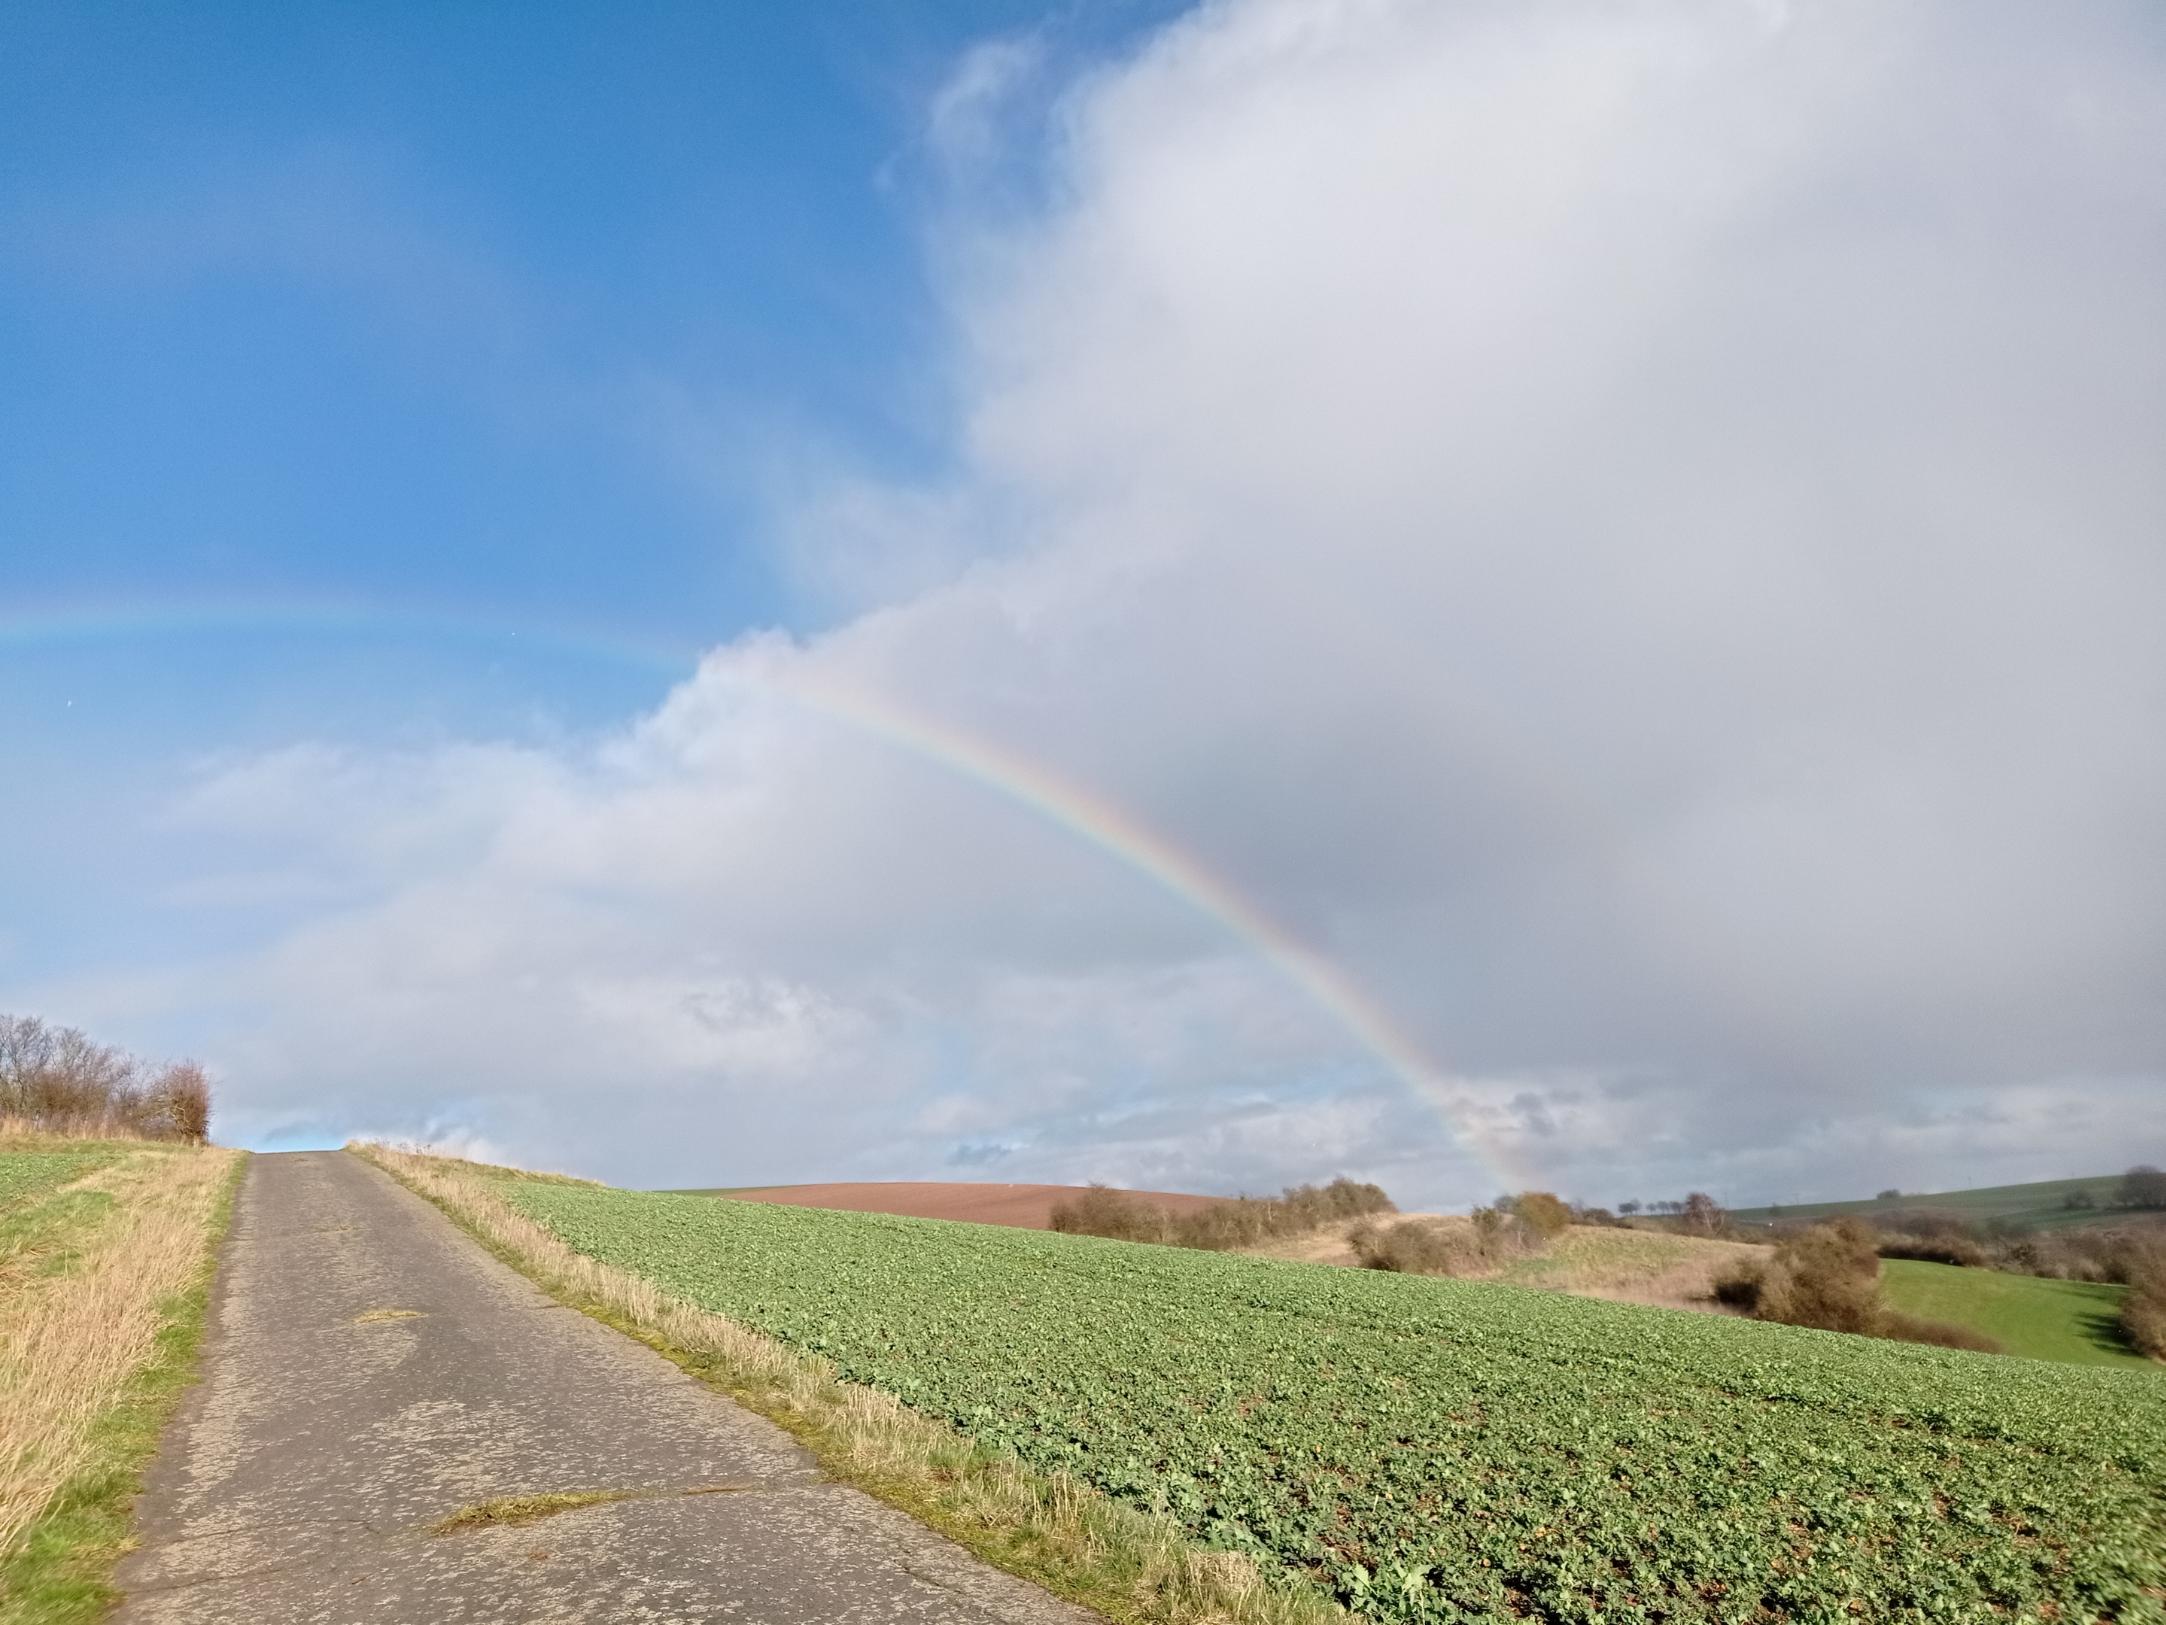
left=0, top=1146, right=245, bottom=1624
left=353, top=1143, right=1336, bottom=1625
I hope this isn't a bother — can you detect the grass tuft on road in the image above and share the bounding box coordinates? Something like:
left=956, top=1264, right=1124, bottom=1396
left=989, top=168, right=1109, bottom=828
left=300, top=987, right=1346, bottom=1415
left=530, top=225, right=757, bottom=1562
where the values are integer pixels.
left=0, top=1142, right=243, bottom=1625
left=431, top=1490, right=634, bottom=1533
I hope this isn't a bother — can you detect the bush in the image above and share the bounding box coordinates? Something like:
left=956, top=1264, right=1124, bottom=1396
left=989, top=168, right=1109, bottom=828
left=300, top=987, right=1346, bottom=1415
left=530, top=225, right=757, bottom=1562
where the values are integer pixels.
left=1876, top=1231, right=1990, bottom=1268
left=1881, top=1312, right=2003, bottom=1354
left=2118, top=1165, right=2166, bottom=1210
left=2122, top=1288, right=2166, bottom=1360
left=1051, top=1177, right=1395, bottom=1252
left=1742, top=1220, right=2011, bottom=1356
left=1350, top=1217, right=1481, bottom=1276
left=1712, top=1261, right=1764, bottom=1310
left=1679, top=1192, right=1727, bottom=1236
left=1502, top=1191, right=1572, bottom=1239
left=1753, top=1220, right=1883, bottom=1335
left=2119, top=1246, right=2166, bottom=1360
left=1049, top=1185, right=1172, bottom=1243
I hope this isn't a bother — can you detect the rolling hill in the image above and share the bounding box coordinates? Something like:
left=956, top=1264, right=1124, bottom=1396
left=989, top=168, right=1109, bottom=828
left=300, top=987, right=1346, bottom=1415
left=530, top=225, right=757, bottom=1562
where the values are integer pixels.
left=665, top=1179, right=1223, bottom=1229
left=1728, top=1172, right=2141, bottom=1231
left=487, top=1166, right=2164, bottom=1623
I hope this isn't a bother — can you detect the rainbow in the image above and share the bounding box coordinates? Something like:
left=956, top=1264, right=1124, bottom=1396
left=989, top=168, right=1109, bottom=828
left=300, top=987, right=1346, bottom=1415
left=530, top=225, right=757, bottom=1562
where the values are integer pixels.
left=0, top=593, right=697, bottom=678
left=774, top=671, right=1534, bottom=1190
left=4, top=596, right=1533, bottom=1190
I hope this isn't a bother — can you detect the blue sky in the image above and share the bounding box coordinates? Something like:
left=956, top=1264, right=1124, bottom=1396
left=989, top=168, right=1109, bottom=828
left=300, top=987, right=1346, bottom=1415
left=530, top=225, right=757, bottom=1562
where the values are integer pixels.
left=3, top=2, right=2160, bottom=1201
left=2, top=0, right=1166, bottom=970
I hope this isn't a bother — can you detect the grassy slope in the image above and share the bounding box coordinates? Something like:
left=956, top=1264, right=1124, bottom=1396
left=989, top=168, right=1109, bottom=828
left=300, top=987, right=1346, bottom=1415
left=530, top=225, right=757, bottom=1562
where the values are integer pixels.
left=502, top=1179, right=2166, bottom=1624
left=1880, top=1258, right=2148, bottom=1369
left=0, top=1142, right=243, bottom=1623
left=1729, top=1173, right=2130, bottom=1230
left=1249, top=1218, right=1767, bottom=1311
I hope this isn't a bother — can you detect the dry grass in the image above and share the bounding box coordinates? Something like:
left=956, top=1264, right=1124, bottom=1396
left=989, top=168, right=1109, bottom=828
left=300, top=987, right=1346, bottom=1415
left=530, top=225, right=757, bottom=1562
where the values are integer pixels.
left=0, top=1119, right=153, bottom=1149
left=431, top=1490, right=637, bottom=1533
left=431, top=1484, right=756, bottom=1534
left=0, top=1144, right=240, bottom=1561
left=1248, top=1214, right=1769, bottom=1311
left=355, top=1142, right=1338, bottom=1625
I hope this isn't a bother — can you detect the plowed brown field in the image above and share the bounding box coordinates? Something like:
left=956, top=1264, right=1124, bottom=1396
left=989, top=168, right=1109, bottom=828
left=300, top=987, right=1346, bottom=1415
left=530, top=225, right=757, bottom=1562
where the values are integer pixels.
left=679, top=1181, right=1221, bottom=1230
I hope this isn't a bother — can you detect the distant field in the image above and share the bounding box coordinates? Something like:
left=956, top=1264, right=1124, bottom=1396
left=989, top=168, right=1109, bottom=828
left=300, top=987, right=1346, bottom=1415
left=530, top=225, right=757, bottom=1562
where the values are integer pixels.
left=668, top=1179, right=1222, bottom=1230
left=505, top=1177, right=2165, bottom=1623
left=1729, top=1173, right=2135, bottom=1231
left=1880, top=1258, right=2148, bottom=1369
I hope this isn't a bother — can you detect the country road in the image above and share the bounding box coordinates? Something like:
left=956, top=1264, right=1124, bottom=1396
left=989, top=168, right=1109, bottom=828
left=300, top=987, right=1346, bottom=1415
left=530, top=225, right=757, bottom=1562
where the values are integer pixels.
left=115, top=1151, right=1096, bottom=1624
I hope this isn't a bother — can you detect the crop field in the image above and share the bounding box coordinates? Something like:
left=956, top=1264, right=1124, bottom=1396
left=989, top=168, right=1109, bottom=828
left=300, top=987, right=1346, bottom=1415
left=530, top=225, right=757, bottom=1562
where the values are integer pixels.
left=0, top=1150, right=115, bottom=1214
left=1729, top=1174, right=2132, bottom=1233
left=1880, top=1258, right=2147, bottom=1370
left=505, top=1181, right=2166, bottom=1624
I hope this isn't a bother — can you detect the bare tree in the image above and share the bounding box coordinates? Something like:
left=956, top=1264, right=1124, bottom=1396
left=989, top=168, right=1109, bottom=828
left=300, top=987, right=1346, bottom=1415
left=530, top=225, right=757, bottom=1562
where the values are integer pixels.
left=1680, top=1191, right=1727, bottom=1236
left=0, top=1011, right=213, bottom=1141
left=144, top=1061, right=213, bottom=1144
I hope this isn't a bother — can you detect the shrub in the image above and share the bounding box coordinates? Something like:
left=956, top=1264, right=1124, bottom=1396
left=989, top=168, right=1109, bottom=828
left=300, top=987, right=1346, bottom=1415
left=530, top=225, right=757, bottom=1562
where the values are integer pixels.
left=1712, top=1261, right=1764, bottom=1310
left=1470, top=1203, right=1539, bottom=1258
left=2122, top=1287, right=2166, bottom=1360
left=1049, top=1185, right=1171, bottom=1243
left=2119, top=1245, right=2166, bottom=1360
left=1350, top=1217, right=1480, bottom=1276
left=1881, top=1312, right=2003, bottom=1354
left=1502, top=1191, right=1572, bottom=1240
left=1744, top=1220, right=2011, bottom=1356
left=1679, top=1192, right=1727, bottom=1236
left=1752, top=1220, right=1883, bottom=1335
left=2117, top=1165, right=2166, bottom=1210
left=1051, top=1176, right=1395, bottom=1252
left=1876, top=1231, right=1990, bottom=1268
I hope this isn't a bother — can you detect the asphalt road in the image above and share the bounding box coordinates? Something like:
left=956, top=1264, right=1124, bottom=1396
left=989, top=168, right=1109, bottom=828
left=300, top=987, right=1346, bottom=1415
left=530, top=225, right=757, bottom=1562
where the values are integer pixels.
left=115, top=1151, right=1098, bottom=1624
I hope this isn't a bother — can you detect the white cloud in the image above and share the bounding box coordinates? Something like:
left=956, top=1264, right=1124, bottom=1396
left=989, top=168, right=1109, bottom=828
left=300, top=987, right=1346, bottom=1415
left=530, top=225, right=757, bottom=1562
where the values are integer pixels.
left=26, top=0, right=2163, bottom=1202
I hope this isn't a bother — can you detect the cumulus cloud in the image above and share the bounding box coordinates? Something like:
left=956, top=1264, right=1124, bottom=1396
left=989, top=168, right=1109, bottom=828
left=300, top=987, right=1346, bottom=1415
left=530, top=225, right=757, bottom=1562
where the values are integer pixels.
left=30, top=0, right=2164, bottom=1201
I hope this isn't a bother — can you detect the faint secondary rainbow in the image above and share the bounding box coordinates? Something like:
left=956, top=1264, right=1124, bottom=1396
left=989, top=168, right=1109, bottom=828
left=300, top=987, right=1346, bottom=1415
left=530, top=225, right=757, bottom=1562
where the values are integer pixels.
left=780, top=673, right=1536, bottom=1191
left=5, top=594, right=1534, bottom=1189
left=0, top=594, right=698, bottom=677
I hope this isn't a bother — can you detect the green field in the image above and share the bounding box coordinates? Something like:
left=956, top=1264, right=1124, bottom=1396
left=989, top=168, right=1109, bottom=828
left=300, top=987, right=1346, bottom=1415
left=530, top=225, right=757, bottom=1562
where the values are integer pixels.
left=0, top=1150, right=113, bottom=1212
left=503, top=1180, right=2166, bottom=1624
left=1729, top=1173, right=2134, bottom=1231
left=1880, top=1258, right=2147, bottom=1369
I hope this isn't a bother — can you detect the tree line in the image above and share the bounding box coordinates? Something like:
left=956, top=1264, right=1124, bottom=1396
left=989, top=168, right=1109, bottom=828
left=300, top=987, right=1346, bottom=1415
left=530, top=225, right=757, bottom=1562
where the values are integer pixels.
left=0, top=1012, right=212, bottom=1142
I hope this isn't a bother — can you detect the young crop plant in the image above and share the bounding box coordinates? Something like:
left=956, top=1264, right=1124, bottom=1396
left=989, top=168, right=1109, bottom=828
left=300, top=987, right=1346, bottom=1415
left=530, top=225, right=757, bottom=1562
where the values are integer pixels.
left=499, top=1178, right=2166, bottom=1625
